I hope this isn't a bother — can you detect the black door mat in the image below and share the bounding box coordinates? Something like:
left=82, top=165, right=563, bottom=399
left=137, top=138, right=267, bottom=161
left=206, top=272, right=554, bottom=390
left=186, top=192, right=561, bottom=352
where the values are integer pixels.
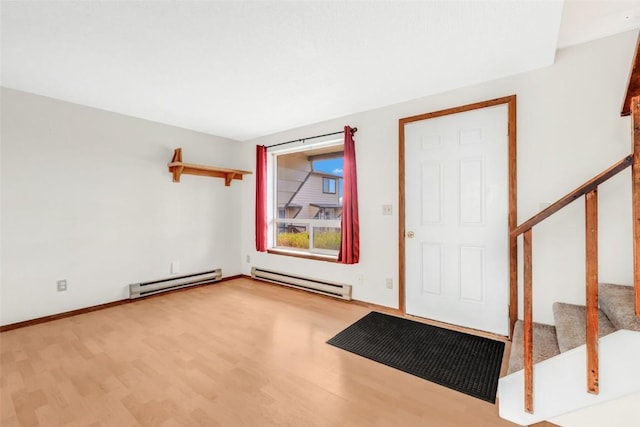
left=327, top=311, right=505, bottom=403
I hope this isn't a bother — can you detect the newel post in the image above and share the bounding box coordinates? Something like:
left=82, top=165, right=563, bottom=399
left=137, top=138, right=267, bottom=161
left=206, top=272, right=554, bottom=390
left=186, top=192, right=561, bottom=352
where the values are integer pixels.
left=632, top=95, right=640, bottom=317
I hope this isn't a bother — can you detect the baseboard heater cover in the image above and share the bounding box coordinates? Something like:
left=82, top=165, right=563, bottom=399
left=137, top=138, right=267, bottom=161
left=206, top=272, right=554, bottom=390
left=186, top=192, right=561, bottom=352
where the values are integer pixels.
left=129, top=268, right=222, bottom=299
left=251, top=267, right=352, bottom=300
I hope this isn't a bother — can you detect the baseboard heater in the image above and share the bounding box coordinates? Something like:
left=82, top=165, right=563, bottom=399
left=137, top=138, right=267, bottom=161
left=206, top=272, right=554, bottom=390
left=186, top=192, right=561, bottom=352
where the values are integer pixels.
left=251, top=267, right=352, bottom=300
left=129, top=268, right=222, bottom=299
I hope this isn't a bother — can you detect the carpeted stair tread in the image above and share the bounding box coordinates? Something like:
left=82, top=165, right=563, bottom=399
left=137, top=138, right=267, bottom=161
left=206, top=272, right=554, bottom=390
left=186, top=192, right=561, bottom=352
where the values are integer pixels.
left=507, top=320, right=560, bottom=375
left=552, top=302, right=617, bottom=353
left=599, top=283, right=640, bottom=332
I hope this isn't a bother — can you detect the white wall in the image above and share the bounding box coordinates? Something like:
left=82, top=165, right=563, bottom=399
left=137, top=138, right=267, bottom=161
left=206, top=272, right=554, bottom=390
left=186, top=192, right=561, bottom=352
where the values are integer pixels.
left=239, top=30, right=638, bottom=324
left=0, top=88, right=243, bottom=325
left=2, top=30, right=637, bottom=327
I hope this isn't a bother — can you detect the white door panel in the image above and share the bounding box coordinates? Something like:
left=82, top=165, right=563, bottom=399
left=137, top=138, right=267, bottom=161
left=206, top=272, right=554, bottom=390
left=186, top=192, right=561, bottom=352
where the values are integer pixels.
left=405, top=104, right=508, bottom=336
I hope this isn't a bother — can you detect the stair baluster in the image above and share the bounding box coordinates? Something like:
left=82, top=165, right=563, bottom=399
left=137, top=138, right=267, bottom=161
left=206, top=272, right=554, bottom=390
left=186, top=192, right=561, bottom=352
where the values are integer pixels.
left=585, top=189, right=599, bottom=394
left=523, top=229, right=534, bottom=413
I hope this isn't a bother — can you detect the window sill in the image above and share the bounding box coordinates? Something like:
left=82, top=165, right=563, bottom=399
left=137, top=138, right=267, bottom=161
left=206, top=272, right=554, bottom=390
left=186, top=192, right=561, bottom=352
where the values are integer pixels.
left=267, top=248, right=338, bottom=263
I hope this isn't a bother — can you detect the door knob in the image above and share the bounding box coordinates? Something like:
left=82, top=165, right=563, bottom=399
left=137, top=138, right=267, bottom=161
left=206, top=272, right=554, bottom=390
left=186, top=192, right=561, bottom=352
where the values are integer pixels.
left=407, top=231, right=415, bottom=238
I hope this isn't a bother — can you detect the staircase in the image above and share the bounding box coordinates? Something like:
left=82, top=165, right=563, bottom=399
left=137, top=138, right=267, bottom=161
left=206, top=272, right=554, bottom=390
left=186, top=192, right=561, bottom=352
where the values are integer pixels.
left=499, top=34, right=640, bottom=426
left=508, top=284, right=638, bottom=375
left=499, top=284, right=640, bottom=425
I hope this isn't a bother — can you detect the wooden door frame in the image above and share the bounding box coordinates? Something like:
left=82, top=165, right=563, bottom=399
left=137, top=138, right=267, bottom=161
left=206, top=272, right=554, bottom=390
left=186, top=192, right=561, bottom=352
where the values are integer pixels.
left=398, top=95, right=518, bottom=338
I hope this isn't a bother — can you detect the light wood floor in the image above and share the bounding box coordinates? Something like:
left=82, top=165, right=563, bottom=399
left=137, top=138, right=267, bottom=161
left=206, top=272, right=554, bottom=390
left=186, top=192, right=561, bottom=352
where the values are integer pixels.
left=1, top=278, right=534, bottom=426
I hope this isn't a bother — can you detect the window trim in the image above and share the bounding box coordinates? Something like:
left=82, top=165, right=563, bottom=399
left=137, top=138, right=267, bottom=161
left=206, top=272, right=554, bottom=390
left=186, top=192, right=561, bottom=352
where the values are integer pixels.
left=269, top=139, right=343, bottom=258
left=267, top=248, right=338, bottom=262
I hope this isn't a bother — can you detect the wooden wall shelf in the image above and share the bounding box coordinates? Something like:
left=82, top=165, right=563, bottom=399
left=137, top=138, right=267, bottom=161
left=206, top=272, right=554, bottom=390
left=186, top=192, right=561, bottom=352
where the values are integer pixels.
left=168, top=148, right=252, bottom=186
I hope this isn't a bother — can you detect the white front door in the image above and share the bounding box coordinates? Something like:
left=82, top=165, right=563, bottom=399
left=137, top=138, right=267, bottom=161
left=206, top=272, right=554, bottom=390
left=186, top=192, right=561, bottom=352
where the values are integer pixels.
left=404, top=104, right=509, bottom=336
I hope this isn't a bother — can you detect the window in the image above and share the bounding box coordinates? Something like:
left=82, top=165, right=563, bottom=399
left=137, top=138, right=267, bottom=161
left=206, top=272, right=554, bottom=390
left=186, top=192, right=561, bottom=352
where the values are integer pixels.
left=272, top=143, right=343, bottom=256
left=322, top=177, right=336, bottom=194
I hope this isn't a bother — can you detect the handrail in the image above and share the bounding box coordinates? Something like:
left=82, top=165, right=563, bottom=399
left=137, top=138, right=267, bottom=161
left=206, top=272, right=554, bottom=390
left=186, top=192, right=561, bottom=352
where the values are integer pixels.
left=512, top=155, right=632, bottom=237
left=512, top=154, right=633, bottom=413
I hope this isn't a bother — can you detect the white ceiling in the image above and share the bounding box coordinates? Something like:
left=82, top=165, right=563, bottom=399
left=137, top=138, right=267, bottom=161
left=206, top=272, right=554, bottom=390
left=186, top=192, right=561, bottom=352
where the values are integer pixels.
left=1, top=1, right=639, bottom=141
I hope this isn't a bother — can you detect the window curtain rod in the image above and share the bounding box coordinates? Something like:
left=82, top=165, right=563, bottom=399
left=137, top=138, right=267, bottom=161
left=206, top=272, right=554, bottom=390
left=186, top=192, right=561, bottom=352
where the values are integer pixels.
left=266, top=127, right=357, bottom=149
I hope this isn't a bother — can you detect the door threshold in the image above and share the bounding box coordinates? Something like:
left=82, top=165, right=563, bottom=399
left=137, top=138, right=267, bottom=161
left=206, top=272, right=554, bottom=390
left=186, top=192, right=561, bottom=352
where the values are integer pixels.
left=403, top=313, right=509, bottom=343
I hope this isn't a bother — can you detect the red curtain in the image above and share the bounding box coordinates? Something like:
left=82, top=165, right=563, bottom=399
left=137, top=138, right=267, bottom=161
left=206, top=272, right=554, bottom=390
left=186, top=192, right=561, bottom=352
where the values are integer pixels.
left=338, top=126, right=360, bottom=264
left=255, top=145, right=267, bottom=252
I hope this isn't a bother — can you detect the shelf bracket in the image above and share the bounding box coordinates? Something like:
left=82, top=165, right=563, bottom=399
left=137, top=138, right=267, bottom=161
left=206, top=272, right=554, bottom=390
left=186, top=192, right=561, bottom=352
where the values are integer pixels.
left=224, top=172, right=236, bottom=187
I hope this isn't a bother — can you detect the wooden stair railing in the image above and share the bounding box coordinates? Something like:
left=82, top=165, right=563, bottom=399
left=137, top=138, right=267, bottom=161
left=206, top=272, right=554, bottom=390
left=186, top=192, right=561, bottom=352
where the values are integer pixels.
left=622, top=34, right=640, bottom=318
left=511, top=154, right=632, bottom=413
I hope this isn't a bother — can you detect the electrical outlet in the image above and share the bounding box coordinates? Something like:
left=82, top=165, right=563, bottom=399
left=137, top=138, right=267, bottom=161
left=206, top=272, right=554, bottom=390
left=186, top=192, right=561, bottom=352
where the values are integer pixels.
left=171, top=261, right=180, bottom=274
left=385, top=278, right=393, bottom=289
left=246, top=255, right=251, bottom=263
left=57, top=280, right=67, bottom=292
left=382, top=204, right=392, bottom=215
